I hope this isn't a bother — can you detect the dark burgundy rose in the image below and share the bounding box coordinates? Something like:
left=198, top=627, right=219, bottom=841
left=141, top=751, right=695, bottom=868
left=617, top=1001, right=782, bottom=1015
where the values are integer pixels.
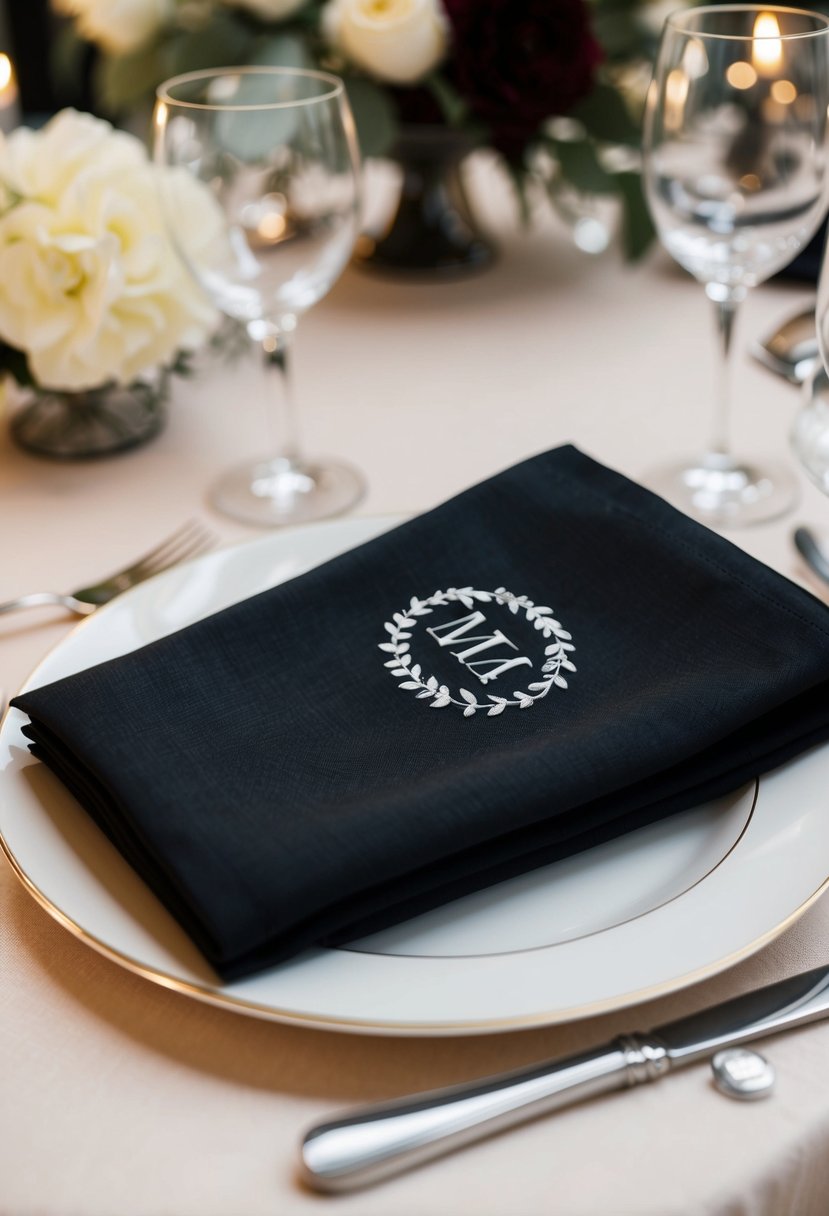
left=441, top=0, right=603, bottom=160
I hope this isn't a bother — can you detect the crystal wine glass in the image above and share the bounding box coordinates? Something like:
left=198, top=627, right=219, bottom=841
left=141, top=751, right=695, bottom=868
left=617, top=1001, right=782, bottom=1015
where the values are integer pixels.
left=154, top=67, right=363, bottom=527
left=643, top=5, right=829, bottom=526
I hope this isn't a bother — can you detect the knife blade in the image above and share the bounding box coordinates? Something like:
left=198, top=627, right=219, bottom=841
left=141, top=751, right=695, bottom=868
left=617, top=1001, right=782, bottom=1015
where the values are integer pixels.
left=300, top=966, right=829, bottom=1192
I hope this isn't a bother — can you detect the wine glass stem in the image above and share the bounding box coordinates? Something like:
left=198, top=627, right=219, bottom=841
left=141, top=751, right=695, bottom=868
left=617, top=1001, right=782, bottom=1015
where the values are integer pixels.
left=262, top=331, right=302, bottom=469
left=706, top=285, right=745, bottom=465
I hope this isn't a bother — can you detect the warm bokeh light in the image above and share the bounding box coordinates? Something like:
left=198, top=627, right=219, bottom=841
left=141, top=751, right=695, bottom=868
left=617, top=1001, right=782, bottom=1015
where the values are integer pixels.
left=726, top=61, right=758, bottom=90
left=762, top=97, right=787, bottom=123
left=258, top=213, right=286, bottom=241
left=771, top=79, right=797, bottom=104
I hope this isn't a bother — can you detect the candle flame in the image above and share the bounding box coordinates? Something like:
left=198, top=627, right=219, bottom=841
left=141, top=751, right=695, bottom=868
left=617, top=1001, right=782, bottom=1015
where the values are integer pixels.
left=0, top=55, right=14, bottom=93
left=752, top=12, right=783, bottom=74
left=664, top=68, right=690, bottom=132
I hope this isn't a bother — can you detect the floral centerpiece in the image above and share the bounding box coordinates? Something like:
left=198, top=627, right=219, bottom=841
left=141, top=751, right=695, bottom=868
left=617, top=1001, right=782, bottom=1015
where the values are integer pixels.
left=0, top=107, right=218, bottom=456
left=54, top=0, right=664, bottom=262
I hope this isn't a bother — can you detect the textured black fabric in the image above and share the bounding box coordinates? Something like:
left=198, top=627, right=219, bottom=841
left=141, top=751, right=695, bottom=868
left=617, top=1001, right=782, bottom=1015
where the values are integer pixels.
left=13, top=445, right=829, bottom=979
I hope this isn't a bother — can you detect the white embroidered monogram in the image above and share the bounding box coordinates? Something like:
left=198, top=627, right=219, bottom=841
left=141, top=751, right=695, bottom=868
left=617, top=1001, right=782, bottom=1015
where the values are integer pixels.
left=379, top=587, right=576, bottom=716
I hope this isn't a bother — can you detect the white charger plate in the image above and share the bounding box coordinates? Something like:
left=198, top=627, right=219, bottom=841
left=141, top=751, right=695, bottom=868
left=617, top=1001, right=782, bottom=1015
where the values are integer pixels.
left=2, top=516, right=829, bottom=1036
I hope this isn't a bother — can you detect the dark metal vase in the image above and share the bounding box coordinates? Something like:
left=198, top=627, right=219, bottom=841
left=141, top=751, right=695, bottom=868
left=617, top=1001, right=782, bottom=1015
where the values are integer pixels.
left=356, top=126, right=495, bottom=278
left=10, top=375, right=169, bottom=460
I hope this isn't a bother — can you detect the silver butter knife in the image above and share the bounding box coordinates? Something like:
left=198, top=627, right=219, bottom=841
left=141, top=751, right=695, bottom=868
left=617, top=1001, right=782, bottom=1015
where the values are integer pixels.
left=751, top=306, right=819, bottom=385
left=300, top=966, right=829, bottom=1192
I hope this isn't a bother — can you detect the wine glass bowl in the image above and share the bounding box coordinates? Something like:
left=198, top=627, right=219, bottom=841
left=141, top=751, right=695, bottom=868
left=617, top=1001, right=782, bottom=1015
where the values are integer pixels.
left=643, top=5, right=829, bottom=526
left=155, top=67, right=364, bottom=527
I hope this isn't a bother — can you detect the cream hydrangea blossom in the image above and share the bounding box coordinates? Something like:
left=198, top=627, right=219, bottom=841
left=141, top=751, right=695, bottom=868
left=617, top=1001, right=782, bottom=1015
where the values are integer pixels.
left=0, top=110, right=219, bottom=391
left=53, top=0, right=173, bottom=54
left=322, top=0, right=448, bottom=84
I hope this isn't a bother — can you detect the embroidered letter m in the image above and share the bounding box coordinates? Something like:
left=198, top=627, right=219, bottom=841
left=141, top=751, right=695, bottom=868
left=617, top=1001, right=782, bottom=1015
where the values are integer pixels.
left=426, top=611, right=532, bottom=685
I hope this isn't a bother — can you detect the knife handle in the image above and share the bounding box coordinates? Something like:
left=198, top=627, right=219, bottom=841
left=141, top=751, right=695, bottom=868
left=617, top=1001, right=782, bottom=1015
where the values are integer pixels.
left=299, top=1034, right=670, bottom=1193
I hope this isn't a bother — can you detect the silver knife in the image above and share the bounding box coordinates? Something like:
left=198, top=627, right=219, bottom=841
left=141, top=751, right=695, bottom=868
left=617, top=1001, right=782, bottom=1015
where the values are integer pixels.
left=300, top=965, right=829, bottom=1192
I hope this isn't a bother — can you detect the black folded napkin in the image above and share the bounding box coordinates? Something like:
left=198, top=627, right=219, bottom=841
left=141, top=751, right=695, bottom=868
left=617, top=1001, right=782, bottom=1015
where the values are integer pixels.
left=13, top=446, right=829, bottom=979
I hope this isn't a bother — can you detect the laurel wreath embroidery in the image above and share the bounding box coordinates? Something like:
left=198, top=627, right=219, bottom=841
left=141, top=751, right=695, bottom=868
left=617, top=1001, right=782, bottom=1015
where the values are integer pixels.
left=378, top=587, right=576, bottom=716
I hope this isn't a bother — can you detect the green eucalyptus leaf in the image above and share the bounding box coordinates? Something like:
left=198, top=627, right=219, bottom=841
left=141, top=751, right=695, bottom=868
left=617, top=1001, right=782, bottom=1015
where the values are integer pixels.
left=50, top=24, right=87, bottom=96
left=589, top=0, right=648, bottom=14
left=590, top=6, right=651, bottom=61
left=343, top=76, right=398, bottom=157
left=570, top=82, right=640, bottom=146
left=167, top=12, right=254, bottom=76
left=0, top=342, right=35, bottom=389
left=424, top=72, right=468, bottom=126
left=614, top=169, right=655, bottom=259
left=551, top=138, right=616, bottom=196
left=250, top=31, right=313, bottom=69
left=293, top=3, right=326, bottom=34
left=94, top=41, right=168, bottom=114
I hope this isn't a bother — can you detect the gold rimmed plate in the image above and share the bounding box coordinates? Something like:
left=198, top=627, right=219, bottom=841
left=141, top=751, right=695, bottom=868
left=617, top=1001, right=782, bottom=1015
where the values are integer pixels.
left=2, top=517, right=828, bottom=1035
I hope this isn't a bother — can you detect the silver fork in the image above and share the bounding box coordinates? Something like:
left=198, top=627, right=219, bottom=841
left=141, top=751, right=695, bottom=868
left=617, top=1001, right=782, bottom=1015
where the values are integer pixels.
left=0, top=521, right=215, bottom=617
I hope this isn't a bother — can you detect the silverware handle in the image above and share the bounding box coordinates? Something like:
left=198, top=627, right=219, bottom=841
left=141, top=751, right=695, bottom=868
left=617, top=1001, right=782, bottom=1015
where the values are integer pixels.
left=0, top=592, right=91, bottom=616
left=300, top=1035, right=668, bottom=1193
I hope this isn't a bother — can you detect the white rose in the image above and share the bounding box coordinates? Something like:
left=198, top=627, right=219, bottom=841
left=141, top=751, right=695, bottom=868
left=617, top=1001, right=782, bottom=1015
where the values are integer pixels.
left=322, top=0, right=448, bottom=85
left=222, top=0, right=308, bottom=18
left=53, top=0, right=173, bottom=54
left=0, top=109, right=144, bottom=203
left=0, top=111, right=218, bottom=390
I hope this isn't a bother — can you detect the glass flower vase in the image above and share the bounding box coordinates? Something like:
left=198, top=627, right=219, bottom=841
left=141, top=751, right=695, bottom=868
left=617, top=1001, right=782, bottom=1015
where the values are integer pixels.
left=355, top=125, right=495, bottom=277
left=9, top=373, right=169, bottom=461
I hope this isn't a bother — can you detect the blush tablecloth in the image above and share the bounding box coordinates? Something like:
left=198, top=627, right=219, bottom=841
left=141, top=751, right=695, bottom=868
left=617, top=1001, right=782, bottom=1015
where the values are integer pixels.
left=2, top=159, right=829, bottom=1216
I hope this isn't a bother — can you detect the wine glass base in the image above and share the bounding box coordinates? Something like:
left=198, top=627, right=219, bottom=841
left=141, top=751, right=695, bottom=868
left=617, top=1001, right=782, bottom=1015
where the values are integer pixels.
left=646, top=455, right=799, bottom=528
left=209, top=457, right=366, bottom=528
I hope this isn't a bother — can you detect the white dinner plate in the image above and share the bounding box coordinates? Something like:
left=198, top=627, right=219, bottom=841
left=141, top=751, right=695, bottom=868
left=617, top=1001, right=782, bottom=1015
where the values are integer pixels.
left=2, top=516, right=829, bottom=1036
